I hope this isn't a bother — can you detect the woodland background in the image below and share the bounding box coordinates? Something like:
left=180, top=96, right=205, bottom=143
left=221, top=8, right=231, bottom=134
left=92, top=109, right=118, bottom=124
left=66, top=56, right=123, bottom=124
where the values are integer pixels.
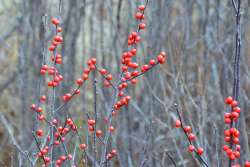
left=0, top=0, right=250, bottom=166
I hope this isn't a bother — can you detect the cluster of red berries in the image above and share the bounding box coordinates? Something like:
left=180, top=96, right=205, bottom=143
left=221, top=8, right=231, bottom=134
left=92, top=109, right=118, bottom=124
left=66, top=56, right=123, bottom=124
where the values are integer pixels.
left=175, top=120, right=204, bottom=155
left=49, top=18, right=63, bottom=51
left=224, top=96, right=244, bottom=166
left=46, top=66, right=64, bottom=87
left=87, top=119, right=96, bottom=132
left=113, top=4, right=166, bottom=116
left=35, top=117, right=77, bottom=167
left=29, top=1, right=167, bottom=166
left=224, top=96, right=241, bottom=124
left=54, top=118, right=77, bottom=145
left=55, top=154, right=72, bottom=166
left=37, top=146, right=49, bottom=158
left=62, top=58, right=97, bottom=102
left=106, top=149, right=117, bottom=160
left=45, top=18, right=64, bottom=88
left=97, top=66, right=114, bottom=88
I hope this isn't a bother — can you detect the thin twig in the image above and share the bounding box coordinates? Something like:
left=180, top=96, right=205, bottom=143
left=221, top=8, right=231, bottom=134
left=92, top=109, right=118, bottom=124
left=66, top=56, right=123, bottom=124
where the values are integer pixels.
left=0, top=113, right=33, bottom=167
left=174, top=103, right=210, bottom=167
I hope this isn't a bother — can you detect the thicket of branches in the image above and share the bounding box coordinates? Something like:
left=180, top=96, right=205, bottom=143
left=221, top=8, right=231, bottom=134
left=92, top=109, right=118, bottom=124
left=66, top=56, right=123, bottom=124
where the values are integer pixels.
left=0, top=0, right=250, bottom=166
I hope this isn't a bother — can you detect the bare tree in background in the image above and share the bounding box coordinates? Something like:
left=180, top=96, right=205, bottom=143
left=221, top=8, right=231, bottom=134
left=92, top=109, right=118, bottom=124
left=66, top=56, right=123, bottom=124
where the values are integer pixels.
left=0, top=0, right=250, bottom=167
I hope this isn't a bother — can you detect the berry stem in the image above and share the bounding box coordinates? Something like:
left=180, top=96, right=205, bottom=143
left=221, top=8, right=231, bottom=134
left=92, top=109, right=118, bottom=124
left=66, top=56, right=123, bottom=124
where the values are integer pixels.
left=174, top=103, right=210, bottom=167
left=229, top=0, right=241, bottom=166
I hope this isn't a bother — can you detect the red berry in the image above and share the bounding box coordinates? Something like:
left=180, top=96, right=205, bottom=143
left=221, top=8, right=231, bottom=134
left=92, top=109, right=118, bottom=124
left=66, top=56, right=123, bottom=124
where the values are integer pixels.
left=99, top=69, right=107, bottom=75
left=138, top=5, right=146, bottom=11
left=231, top=100, right=238, bottom=107
left=224, top=118, right=231, bottom=124
left=36, top=129, right=43, bottom=137
left=124, top=72, right=131, bottom=79
left=121, top=66, right=128, bottom=72
left=57, top=27, right=62, bottom=32
left=224, top=136, right=231, bottom=142
left=233, top=137, right=239, bottom=144
left=83, top=68, right=90, bottom=74
left=157, top=54, right=165, bottom=64
left=231, top=112, right=239, bottom=119
left=38, top=115, right=45, bottom=121
left=141, top=64, right=150, bottom=72
left=79, top=143, right=87, bottom=149
left=224, top=113, right=231, bottom=118
left=40, top=69, right=46, bottom=75
left=107, top=153, right=112, bottom=160
left=175, top=120, right=181, bottom=128
left=225, top=96, right=233, bottom=104
left=236, top=145, right=241, bottom=151
left=235, top=151, right=240, bottom=158
left=54, top=35, right=63, bottom=43
left=184, top=126, right=192, bottom=133
left=224, top=130, right=230, bottom=136
left=60, top=155, right=67, bottom=161
left=71, top=125, right=77, bottom=131
left=76, top=78, right=83, bottom=85
left=245, top=161, right=250, bottom=167
left=197, top=147, right=204, bottom=155
left=75, top=89, right=80, bottom=94
left=188, top=133, right=196, bottom=141
left=104, top=80, right=111, bottom=87
left=56, top=58, right=62, bottom=64
left=82, top=73, right=89, bottom=80
left=230, top=128, right=236, bottom=134
left=223, top=145, right=229, bottom=151
left=106, top=74, right=113, bottom=81
left=41, top=148, right=48, bottom=155
left=96, top=130, right=103, bottom=137
left=56, top=159, right=62, bottom=165
left=135, top=12, right=144, bottom=20
left=31, top=104, right=36, bottom=110
left=188, top=145, right=195, bottom=152
left=129, top=62, right=139, bottom=69
left=49, top=45, right=56, bottom=52
left=48, top=81, right=53, bottom=87
left=230, top=154, right=236, bottom=160
left=118, top=91, right=124, bottom=97
left=233, top=107, right=241, bottom=113
left=131, top=48, right=137, bottom=55
left=135, top=36, right=141, bottom=43
left=88, top=119, right=96, bottom=126
left=91, top=58, right=97, bottom=64
left=44, top=157, right=50, bottom=163
left=132, top=31, right=138, bottom=37
left=66, top=118, right=73, bottom=125
left=131, top=71, right=139, bottom=76
left=88, top=125, right=94, bottom=132
left=42, top=64, right=48, bottom=70
left=40, top=95, right=46, bottom=102
left=67, top=154, right=73, bottom=160
left=111, top=149, right=117, bottom=156
left=226, top=149, right=233, bottom=156
left=109, top=126, right=115, bottom=132
left=131, top=79, right=137, bottom=85
left=51, top=119, right=57, bottom=125
left=63, top=93, right=72, bottom=102
left=36, top=107, right=43, bottom=113
left=51, top=18, right=60, bottom=25
left=149, top=59, right=156, bottom=66
left=139, top=23, right=146, bottom=30
left=160, top=51, right=166, bottom=56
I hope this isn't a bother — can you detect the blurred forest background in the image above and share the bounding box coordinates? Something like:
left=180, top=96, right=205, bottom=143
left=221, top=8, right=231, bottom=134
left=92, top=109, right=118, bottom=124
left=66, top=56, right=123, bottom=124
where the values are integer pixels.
left=1, top=0, right=250, bottom=166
